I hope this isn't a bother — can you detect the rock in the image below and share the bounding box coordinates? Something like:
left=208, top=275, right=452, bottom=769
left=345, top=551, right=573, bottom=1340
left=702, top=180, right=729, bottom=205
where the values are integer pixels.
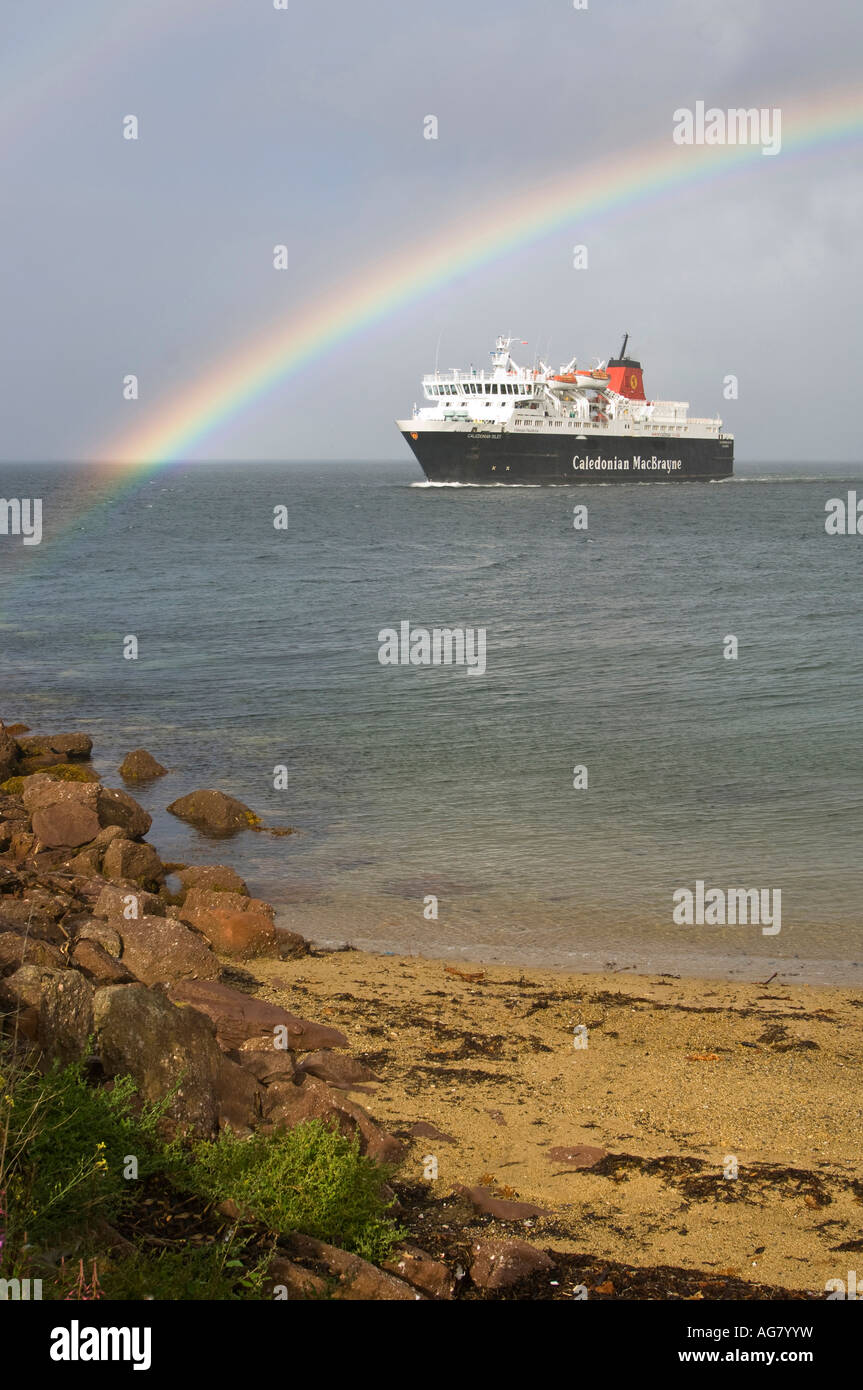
left=31, top=801, right=101, bottom=849
left=297, top=1051, right=380, bottom=1089
left=0, top=964, right=94, bottom=1064
left=0, top=900, right=65, bottom=942
left=284, top=1234, right=422, bottom=1301
left=93, top=983, right=223, bottom=1137
left=185, top=907, right=278, bottom=960
left=166, top=789, right=260, bottom=836
left=0, top=725, right=20, bottom=780
left=67, top=845, right=105, bottom=876
left=276, top=929, right=310, bottom=960
left=118, top=749, right=168, bottom=781
left=383, top=1244, right=455, bottom=1299
left=407, top=1121, right=457, bottom=1145
left=262, top=1074, right=403, bottom=1162
left=15, top=732, right=93, bottom=761
left=179, top=887, right=274, bottom=921
left=95, top=786, right=151, bottom=840
left=75, top=919, right=124, bottom=956
left=93, top=885, right=165, bottom=920
left=0, top=931, right=66, bottom=977
left=216, top=1055, right=263, bottom=1135
left=90, top=825, right=128, bottom=850
left=265, top=1256, right=328, bottom=1300
left=546, top=1144, right=608, bottom=1168
left=234, top=1049, right=296, bottom=1084
left=456, top=1186, right=553, bottom=1221
left=117, top=916, right=220, bottom=987
left=177, top=865, right=248, bottom=896
left=22, top=776, right=99, bottom=814
left=70, top=937, right=136, bottom=985
left=101, top=838, right=165, bottom=889
left=167, top=978, right=348, bottom=1052
left=469, top=1238, right=555, bottom=1290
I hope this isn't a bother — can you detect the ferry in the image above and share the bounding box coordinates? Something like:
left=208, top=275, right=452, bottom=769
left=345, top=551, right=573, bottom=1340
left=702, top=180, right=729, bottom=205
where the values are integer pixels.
left=397, top=335, right=734, bottom=483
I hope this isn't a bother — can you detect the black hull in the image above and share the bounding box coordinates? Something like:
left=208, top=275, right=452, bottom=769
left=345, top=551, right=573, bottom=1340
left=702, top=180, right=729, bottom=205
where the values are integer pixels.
left=402, top=429, right=733, bottom=484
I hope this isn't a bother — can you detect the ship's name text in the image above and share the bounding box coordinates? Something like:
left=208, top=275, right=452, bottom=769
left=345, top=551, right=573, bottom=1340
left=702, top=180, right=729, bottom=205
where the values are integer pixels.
left=572, top=456, right=682, bottom=472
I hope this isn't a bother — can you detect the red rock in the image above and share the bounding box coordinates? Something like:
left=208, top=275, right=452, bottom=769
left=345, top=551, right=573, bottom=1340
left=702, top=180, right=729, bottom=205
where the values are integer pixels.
left=469, top=1238, right=555, bottom=1290
left=275, top=928, right=310, bottom=959
left=117, top=915, right=220, bottom=986
left=101, top=838, right=164, bottom=888
left=179, top=886, right=274, bottom=920
left=167, top=978, right=348, bottom=1052
left=95, top=786, right=151, bottom=839
left=456, top=1185, right=553, bottom=1220
left=188, top=907, right=279, bottom=960
left=234, top=1048, right=296, bottom=1084
left=384, top=1244, right=455, bottom=1299
left=283, top=1234, right=422, bottom=1300
left=31, top=801, right=100, bottom=848
left=0, top=964, right=94, bottom=1063
left=265, top=1257, right=327, bottom=1300
left=546, top=1144, right=608, bottom=1168
left=262, top=1074, right=403, bottom=1162
left=0, top=930, right=65, bottom=976
left=215, top=1054, right=263, bottom=1135
left=177, top=865, right=248, bottom=896
left=70, top=937, right=136, bottom=984
left=297, top=1050, right=380, bottom=1090
left=92, top=885, right=164, bottom=920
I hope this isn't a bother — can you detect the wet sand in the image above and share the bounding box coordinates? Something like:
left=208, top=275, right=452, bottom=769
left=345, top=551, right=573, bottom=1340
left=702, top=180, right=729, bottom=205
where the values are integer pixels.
left=254, top=949, right=863, bottom=1293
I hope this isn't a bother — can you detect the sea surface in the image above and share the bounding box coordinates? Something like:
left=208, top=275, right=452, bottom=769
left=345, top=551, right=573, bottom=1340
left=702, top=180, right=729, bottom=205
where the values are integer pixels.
left=1, top=459, right=862, bottom=984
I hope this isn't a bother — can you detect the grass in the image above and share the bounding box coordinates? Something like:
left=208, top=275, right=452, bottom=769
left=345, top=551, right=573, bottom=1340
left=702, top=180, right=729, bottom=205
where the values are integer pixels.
left=0, top=1041, right=403, bottom=1298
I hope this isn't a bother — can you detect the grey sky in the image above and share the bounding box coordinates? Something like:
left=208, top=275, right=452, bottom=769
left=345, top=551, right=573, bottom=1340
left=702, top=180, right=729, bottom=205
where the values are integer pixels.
left=1, top=0, right=861, bottom=463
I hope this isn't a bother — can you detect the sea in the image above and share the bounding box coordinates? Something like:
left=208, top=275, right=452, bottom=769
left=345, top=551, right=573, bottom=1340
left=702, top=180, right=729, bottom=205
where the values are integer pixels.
left=1, top=459, right=862, bottom=985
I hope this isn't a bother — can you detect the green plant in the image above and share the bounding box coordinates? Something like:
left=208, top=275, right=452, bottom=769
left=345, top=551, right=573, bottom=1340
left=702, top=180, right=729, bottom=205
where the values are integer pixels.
left=94, top=1236, right=271, bottom=1302
left=176, top=1120, right=404, bottom=1263
left=0, top=1044, right=170, bottom=1266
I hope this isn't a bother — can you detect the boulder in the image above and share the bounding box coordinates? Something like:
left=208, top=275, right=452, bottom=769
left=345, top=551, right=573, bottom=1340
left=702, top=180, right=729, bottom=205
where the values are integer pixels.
left=176, top=865, right=248, bottom=896
left=265, top=1257, right=328, bottom=1300
left=22, top=776, right=99, bottom=814
left=15, top=732, right=93, bottom=761
left=95, top=786, right=151, bottom=840
left=384, top=1244, right=455, bottom=1300
left=93, top=885, right=165, bottom=920
left=166, top=789, right=260, bottom=836
left=0, top=964, right=94, bottom=1064
left=456, top=1186, right=553, bottom=1221
left=234, top=1049, right=296, bottom=1084
left=117, top=915, right=220, bottom=987
left=93, top=983, right=223, bottom=1137
left=101, top=838, right=164, bottom=888
left=296, top=1050, right=380, bottom=1090
left=179, top=887, right=274, bottom=921
left=215, top=1055, right=263, bottom=1135
left=276, top=929, right=310, bottom=960
left=75, top=919, right=124, bottom=956
left=70, top=937, right=136, bottom=985
left=118, top=749, right=168, bottom=781
left=0, top=931, right=66, bottom=977
left=282, top=1234, right=421, bottom=1301
left=186, top=907, right=279, bottom=960
left=262, top=1074, right=403, bottom=1162
left=469, top=1238, right=555, bottom=1290
left=167, top=978, right=347, bottom=1052
left=31, top=801, right=101, bottom=849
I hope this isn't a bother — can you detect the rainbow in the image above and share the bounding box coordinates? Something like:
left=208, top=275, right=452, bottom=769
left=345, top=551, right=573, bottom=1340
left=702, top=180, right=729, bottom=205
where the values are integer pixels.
left=96, top=82, right=863, bottom=473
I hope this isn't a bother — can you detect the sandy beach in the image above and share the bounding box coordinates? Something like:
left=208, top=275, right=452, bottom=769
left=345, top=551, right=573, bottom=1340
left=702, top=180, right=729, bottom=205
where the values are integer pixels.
left=253, top=948, right=863, bottom=1294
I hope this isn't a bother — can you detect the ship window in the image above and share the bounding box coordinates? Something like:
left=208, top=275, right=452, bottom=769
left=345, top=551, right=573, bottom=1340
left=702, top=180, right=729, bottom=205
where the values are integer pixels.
left=491, top=384, right=498, bottom=394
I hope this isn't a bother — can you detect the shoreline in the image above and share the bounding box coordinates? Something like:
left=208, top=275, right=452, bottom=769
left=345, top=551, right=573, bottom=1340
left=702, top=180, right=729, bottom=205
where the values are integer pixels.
left=253, top=945, right=863, bottom=1293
